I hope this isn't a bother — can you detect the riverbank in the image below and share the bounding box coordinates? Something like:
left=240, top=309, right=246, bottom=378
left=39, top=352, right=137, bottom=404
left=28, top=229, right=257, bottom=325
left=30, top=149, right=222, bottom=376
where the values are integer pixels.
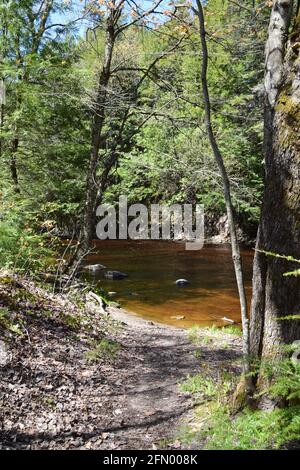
left=0, top=271, right=244, bottom=450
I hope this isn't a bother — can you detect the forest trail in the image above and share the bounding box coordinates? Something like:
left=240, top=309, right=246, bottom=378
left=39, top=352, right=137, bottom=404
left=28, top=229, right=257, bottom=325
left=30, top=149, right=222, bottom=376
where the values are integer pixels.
left=0, top=275, right=242, bottom=450
left=101, top=307, right=202, bottom=449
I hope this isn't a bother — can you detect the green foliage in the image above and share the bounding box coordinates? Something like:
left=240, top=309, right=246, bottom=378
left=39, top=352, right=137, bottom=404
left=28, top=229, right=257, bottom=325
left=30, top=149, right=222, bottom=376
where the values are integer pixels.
left=0, top=306, right=24, bottom=336
left=60, top=312, right=81, bottom=330
left=180, top=357, right=300, bottom=450
left=178, top=360, right=300, bottom=450
left=258, top=250, right=300, bottom=277
left=180, top=369, right=234, bottom=404
left=220, top=325, right=242, bottom=336
left=0, top=0, right=89, bottom=232
left=101, top=0, right=267, bottom=230
left=0, top=196, right=58, bottom=273
left=188, top=325, right=202, bottom=344
left=188, top=324, right=242, bottom=346
left=200, top=404, right=300, bottom=450
left=260, top=358, right=300, bottom=403
left=0, top=220, right=55, bottom=273
left=1, top=0, right=268, bottom=240
left=85, top=338, right=120, bottom=363
left=180, top=374, right=219, bottom=399
left=279, top=315, right=300, bottom=320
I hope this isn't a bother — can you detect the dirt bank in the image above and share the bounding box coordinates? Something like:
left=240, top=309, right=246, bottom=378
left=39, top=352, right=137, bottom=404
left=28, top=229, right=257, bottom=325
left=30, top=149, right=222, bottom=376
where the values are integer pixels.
left=0, top=273, right=242, bottom=449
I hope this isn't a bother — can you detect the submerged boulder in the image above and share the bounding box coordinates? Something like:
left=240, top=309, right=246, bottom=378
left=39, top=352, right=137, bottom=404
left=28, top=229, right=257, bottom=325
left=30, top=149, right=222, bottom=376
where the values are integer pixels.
left=104, top=270, right=128, bottom=280
left=175, top=279, right=190, bottom=287
left=83, top=264, right=106, bottom=272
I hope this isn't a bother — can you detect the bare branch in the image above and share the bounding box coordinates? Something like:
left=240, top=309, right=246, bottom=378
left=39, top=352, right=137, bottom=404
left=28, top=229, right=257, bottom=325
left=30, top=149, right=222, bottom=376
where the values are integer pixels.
left=116, top=0, right=165, bottom=34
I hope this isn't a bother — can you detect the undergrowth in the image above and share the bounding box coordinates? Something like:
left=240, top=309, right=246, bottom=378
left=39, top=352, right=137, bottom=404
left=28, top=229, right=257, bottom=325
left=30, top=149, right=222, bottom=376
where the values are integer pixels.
left=178, top=355, right=300, bottom=449
left=188, top=324, right=241, bottom=347
left=85, top=339, right=120, bottom=363
left=0, top=221, right=57, bottom=273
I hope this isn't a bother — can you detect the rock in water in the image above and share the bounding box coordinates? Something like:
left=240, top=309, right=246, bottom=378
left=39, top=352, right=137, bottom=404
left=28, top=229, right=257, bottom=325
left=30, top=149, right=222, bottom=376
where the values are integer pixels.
left=175, top=279, right=190, bottom=287
left=222, top=317, right=235, bottom=324
left=83, top=264, right=106, bottom=272
left=104, top=270, right=128, bottom=280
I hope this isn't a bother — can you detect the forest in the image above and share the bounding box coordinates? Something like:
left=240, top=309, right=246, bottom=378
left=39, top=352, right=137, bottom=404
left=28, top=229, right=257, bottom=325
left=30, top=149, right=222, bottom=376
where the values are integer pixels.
left=0, top=0, right=299, bottom=453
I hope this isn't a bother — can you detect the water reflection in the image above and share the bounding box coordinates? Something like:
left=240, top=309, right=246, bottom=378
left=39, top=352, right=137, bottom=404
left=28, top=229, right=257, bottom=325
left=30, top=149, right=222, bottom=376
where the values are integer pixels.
left=84, top=240, right=253, bottom=328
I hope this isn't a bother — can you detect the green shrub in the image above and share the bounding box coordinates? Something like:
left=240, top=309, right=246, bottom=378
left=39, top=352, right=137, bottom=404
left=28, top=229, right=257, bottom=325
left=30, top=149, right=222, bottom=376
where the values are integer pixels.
left=0, top=306, right=24, bottom=336
left=180, top=374, right=218, bottom=399
left=201, top=404, right=300, bottom=450
left=179, top=358, right=300, bottom=450
left=260, top=357, right=300, bottom=403
left=0, top=221, right=55, bottom=273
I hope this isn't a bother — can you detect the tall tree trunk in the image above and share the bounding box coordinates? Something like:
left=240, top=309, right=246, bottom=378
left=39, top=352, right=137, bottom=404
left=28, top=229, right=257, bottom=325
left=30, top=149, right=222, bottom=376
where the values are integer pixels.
left=68, top=11, right=119, bottom=274
left=80, top=27, right=115, bottom=253
left=194, top=0, right=253, bottom=398
left=0, top=80, right=5, bottom=160
left=0, top=3, right=20, bottom=192
left=250, top=1, right=300, bottom=385
left=2, top=1, right=54, bottom=193
left=10, top=136, right=20, bottom=193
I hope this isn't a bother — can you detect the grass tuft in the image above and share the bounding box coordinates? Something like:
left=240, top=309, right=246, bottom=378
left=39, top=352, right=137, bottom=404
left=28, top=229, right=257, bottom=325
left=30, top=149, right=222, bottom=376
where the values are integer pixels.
left=85, top=338, right=120, bottom=363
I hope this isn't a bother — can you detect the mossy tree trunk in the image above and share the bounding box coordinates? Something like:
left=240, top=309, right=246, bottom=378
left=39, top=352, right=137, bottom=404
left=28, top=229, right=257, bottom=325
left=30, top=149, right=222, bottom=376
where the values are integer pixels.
left=250, top=1, right=300, bottom=390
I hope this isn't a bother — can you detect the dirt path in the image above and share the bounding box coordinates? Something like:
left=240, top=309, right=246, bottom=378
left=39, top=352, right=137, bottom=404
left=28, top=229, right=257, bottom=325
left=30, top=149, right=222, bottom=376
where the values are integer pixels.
left=0, top=277, right=242, bottom=450
left=99, top=307, right=201, bottom=449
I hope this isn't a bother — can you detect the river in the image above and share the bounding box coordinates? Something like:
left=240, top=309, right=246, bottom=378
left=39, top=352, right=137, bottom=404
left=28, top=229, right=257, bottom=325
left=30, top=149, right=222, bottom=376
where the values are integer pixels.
left=83, top=240, right=253, bottom=328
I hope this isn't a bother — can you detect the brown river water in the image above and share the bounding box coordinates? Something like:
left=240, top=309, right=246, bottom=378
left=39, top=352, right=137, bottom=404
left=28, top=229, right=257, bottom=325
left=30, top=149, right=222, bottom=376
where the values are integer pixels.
left=83, top=240, right=254, bottom=328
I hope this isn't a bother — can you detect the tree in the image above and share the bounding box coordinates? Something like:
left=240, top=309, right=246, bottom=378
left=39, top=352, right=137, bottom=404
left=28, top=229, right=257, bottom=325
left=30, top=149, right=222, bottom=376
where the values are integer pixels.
left=0, top=0, right=78, bottom=194
left=69, top=0, right=181, bottom=272
left=193, top=0, right=253, bottom=398
left=109, top=0, right=266, bottom=234
left=250, top=0, right=300, bottom=396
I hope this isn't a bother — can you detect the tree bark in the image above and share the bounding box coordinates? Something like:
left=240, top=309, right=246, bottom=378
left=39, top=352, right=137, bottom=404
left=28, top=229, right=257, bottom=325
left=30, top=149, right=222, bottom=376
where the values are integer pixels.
left=194, top=0, right=253, bottom=398
left=10, top=136, right=20, bottom=193
left=0, top=83, right=5, bottom=160
left=67, top=10, right=119, bottom=275
left=250, top=2, right=300, bottom=381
